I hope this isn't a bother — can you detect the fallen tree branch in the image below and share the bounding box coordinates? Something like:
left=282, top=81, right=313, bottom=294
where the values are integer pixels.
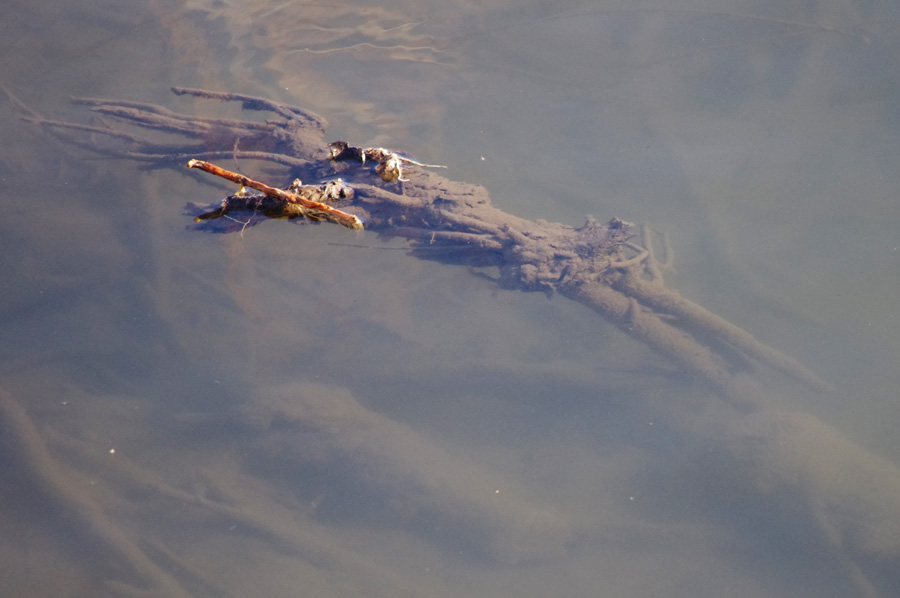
left=16, top=86, right=835, bottom=402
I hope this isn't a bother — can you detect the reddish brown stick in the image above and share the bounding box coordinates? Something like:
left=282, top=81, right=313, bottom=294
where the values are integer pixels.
left=186, top=159, right=363, bottom=230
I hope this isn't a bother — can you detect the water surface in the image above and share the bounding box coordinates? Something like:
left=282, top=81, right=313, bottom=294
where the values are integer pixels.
left=2, top=1, right=900, bottom=597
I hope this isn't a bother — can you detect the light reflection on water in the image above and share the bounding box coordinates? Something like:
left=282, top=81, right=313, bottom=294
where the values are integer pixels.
left=2, top=1, right=900, bottom=596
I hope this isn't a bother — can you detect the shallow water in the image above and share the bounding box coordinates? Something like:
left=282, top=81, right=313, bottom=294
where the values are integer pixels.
left=2, top=1, right=900, bottom=597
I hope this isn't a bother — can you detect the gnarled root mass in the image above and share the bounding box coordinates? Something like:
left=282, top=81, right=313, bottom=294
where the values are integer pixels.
left=14, top=86, right=833, bottom=404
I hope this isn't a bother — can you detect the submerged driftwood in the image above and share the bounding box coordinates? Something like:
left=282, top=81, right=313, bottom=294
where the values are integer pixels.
left=16, top=86, right=832, bottom=406
left=11, top=87, right=900, bottom=598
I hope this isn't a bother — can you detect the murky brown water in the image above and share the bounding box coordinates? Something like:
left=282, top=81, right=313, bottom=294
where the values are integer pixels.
left=2, top=1, right=900, bottom=596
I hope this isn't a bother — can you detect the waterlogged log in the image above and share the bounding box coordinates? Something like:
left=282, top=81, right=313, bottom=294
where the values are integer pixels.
left=12, top=86, right=834, bottom=402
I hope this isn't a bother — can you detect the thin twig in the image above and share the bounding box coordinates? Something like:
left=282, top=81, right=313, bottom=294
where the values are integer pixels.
left=186, top=159, right=363, bottom=230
